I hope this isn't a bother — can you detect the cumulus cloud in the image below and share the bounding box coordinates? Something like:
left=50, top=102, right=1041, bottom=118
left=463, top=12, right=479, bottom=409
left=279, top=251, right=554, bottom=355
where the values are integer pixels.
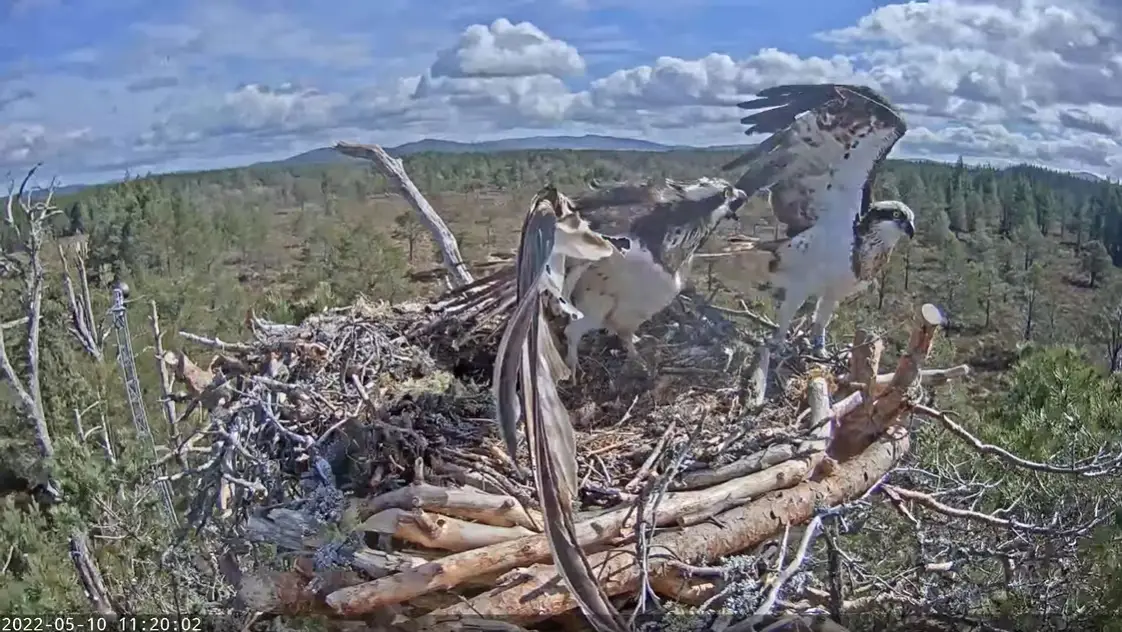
left=430, top=18, right=585, bottom=79
left=4, top=0, right=1122, bottom=183
left=0, top=123, right=97, bottom=165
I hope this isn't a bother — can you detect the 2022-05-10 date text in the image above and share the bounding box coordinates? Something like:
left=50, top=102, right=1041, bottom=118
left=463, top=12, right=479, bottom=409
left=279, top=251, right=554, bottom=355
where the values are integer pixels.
left=1, top=617, right=205, bottom=632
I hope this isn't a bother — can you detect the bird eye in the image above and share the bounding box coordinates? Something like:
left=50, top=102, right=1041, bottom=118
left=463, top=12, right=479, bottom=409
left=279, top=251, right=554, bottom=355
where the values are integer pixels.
left=893, top=210, right=901, bottom=218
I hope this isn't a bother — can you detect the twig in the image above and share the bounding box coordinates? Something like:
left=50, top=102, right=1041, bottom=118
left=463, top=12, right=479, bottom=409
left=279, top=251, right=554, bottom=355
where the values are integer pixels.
left=625, top=421, right=677, bottom=492
left=752, top=514, right=824, bottom=620
left=882, top=485, right=1104, bottom=535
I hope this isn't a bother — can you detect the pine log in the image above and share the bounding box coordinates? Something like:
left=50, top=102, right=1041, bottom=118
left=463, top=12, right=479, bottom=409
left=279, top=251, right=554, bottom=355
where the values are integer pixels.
left=360, top=508, right=535, bottom=552
left=353, top=483, right=543, bottom=530
left=415, top=430, right=910, bottom=622
left=324, top=454, right=823, bottom=615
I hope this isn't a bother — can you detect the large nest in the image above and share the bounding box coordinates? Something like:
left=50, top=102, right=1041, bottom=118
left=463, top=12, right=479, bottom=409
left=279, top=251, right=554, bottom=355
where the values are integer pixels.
left=168, top=287, right=951, bottom=629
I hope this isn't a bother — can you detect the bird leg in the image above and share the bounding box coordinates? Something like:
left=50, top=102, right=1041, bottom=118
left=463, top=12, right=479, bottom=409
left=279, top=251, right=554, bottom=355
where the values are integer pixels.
left=807, top=295, right=840, bottom=358
left=562, top=314, right=601, bottom=382
left=769, top=290, right=804, bottom=356
left=619, top=329, right=655, bottom=380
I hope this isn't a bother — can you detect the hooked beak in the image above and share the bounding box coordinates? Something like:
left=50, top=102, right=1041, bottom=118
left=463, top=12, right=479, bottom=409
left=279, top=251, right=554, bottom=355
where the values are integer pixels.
left=904, top=220, right=915, bottom=239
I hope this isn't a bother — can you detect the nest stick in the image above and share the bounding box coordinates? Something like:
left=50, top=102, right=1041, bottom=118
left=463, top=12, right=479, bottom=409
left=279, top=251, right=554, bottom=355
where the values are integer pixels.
left=417, top=431, right=910, bottom=622
left=353, top=483, right=544, bottom=530
left=360, top=508, right=535, bottom=552
left=324, top=454, right=823, bottom=615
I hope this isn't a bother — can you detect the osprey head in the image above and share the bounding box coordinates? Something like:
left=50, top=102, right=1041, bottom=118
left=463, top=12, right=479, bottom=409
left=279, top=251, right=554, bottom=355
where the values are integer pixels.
left=864, top=200, right=915, bottom=243
left=666, top=177, right=747, bottom=223
left=667, top=176, right=729, bottom=202
left=715, top=183, right=749, bottom=224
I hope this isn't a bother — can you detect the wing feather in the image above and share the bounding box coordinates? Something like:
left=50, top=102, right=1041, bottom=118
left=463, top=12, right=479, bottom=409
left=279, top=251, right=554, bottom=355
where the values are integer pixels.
left=433, top=179, right=689, bottom=327
left=492, top=200, right=557, bottom=462
left=493, top=189, right=627, bottom=632
left=722, top=83, right=907, bottom=236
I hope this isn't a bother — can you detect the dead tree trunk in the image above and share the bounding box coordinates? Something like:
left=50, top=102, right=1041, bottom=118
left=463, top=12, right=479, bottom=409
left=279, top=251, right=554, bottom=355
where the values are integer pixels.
left=1, top=165, right=58, bottom=459
left=334, top=142, right=472, bottom=288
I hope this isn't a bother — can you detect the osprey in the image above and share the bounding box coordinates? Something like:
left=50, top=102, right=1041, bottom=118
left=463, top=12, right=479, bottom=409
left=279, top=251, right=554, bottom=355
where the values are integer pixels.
left=721, top=83, right=916, bottom=354
left=440, top=176, right=748, bottom=377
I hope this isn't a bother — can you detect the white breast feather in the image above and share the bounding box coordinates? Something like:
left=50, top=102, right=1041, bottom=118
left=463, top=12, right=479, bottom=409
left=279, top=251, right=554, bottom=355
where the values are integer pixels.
left=774, top=218, right=859, bottom=299
left=570, top=245, right=681, bottom=333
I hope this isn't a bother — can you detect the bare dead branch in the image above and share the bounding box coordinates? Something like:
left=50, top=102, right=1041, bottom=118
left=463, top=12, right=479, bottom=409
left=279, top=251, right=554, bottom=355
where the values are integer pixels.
left=58, top=242, right=104, bottom=361
left=334, top=142, right=472, bottom=287
left=68, top=529, right=116, bottom=615
left=913, top=404, right=1122, bottom=477
left=0, top=165, right=58, bottom=459
left=360, top=508, right=535, bottom=552
left=149, top=301, right=181, bottom=449
left=830, top=304, right=944, bottom=461
left=882, top=485, right=1104, bottom=535
left=353, top=483, right=544, bottom=530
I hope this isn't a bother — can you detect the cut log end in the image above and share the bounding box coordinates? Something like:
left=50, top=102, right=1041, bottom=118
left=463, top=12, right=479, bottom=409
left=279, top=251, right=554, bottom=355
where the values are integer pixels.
left=920, top=303, right=945, bottom=327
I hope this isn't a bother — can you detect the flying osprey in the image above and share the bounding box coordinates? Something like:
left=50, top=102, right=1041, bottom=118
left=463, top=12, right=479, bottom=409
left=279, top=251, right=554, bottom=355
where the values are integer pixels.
left=721, top=83, right=916, bottom=355
left=439, top=176, right=748, bottom=377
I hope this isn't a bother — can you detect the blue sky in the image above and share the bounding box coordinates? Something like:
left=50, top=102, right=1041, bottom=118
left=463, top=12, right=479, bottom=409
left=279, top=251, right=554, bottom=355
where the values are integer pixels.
left=2, top=0, right=1120, bottom=185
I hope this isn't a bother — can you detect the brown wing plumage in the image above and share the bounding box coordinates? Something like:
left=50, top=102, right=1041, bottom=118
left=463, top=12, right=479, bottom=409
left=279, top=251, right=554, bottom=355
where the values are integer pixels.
left=492, top=187, right=627, bottom=632
left=722, top=83, right=907, bottom=237
left=431, top=179, right=682, bottom=327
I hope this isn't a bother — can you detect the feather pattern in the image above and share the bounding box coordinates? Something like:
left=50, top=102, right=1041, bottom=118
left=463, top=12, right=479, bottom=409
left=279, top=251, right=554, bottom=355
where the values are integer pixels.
left=434, top=177, right=745, bottom=363
left=722, top=83, right=907, bottom=238
left=492, top=186, right=627, bottom=632
left=719, top=82, right=914, bottom=355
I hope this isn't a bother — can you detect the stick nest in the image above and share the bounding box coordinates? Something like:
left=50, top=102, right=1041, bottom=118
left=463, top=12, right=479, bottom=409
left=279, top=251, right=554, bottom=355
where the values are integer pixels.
left=173, top=291, right=838, bottom=527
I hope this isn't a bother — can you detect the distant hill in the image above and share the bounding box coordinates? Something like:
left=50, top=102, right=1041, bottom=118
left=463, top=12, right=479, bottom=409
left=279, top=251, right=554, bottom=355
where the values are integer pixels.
left=264, top=137, right=1113, bottom=184
left=9, top=135, right=1109, bottom=199
left=1071, top=171, right=1106, bottom=183
left=263, top=135, right=749, bottom=168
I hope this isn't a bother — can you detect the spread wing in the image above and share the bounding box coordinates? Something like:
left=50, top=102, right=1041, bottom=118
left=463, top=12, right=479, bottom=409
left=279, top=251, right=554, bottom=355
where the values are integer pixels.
left=432, top=181, right=671, bottom=328
left=722, top=83, right=907, bottom=237
left=492, top=189, right=627, bottom=632
left=572, top=177, right=687, bottom=237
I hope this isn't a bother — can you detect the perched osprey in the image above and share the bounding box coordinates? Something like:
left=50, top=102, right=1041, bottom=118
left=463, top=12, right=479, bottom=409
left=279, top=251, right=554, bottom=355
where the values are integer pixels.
left=721, top=83, right=916, bottom=354
left=441, top=176, right=748, bottom=377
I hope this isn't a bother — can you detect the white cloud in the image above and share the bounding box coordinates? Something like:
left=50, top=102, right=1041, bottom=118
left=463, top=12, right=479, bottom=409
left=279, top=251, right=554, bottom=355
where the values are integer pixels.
left=3, top=0, right=1122, bottom=183
left=430, top=18, right=585, bottom=79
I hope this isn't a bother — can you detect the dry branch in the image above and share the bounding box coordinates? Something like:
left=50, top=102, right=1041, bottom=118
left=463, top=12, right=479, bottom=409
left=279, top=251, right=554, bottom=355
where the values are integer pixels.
left=913, top=404, right=1122, bottom=476
left=334, top=142, right=472, bottom=287
left=361, top=508, right=535, bottom=552
left=353, top=483, right=544, bottom=530
left=58, top=241, right=104, bottom=361
left=415, top=431, right=910, bottom=622
left=829, top=304, right=944, bottom=461
left=1, top=164, right=58, bottom=459
left=148, top=301, right=182, bottom=448
left=68, top=529, right=115, bottom=615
